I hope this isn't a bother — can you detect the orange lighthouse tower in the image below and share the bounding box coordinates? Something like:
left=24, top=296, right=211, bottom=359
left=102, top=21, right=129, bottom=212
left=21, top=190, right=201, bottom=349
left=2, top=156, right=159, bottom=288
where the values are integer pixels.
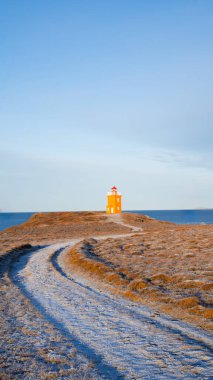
left=106, top=186, right=122, bottom=214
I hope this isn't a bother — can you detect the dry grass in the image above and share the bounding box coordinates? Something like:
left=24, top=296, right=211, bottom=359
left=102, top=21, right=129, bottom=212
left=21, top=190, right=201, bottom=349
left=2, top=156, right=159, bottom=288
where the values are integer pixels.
left=1, top=207, right=212, bottom=368
left=64, top=213, right=213, bottom=331
left=0, top=211, right=131, bottom=255
left=202, top=283, right=213, bottom=290
left=64, top=246, right=128, bottom=289
left=203, top=309, right=213, bottom=319
left=176, top=297, right=199, bottom=308
left=128, top=279, right=148, bottom=291
left=121, top=290, right=141, bottom=302
left=22, top=211, right=107, bottom=227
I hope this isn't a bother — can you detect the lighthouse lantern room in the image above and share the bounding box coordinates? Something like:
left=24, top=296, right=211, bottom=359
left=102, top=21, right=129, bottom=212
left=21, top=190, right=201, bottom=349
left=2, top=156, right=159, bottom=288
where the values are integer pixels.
left=106, top=186, right=122, bottom=214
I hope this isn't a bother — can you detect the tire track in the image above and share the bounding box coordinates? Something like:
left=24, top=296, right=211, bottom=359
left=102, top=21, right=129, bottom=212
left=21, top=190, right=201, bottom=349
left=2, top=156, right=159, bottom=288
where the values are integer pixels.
left=11, top=236, right=213, bottom=379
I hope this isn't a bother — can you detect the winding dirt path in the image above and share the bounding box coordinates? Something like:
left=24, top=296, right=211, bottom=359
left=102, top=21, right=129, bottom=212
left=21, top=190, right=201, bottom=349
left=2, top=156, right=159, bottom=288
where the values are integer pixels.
left=10, top=218, right=213, bottom=379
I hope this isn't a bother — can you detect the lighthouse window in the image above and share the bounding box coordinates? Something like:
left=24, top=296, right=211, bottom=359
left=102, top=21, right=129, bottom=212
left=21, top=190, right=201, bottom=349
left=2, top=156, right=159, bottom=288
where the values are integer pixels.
left=117, top=206, right=119, bottom=210
left=117, top=198, right=119, bottom=202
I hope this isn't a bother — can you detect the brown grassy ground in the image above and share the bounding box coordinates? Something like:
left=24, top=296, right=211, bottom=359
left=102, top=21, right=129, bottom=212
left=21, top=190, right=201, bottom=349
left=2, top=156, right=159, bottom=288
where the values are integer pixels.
left=0, top=211, right=130, bottom=256
left=2, top=211, right=212, bottom=378
left=1, top=211, right=212, bottom=329
left=0, top=212, right=131, bottom=378
left=64, top=213, right=213, bottom=331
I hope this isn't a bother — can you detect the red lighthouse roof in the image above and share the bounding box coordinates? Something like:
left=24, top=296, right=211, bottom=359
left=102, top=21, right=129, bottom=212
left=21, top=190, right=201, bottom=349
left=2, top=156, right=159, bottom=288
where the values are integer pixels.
left=111, top=186, right=117, bottom=190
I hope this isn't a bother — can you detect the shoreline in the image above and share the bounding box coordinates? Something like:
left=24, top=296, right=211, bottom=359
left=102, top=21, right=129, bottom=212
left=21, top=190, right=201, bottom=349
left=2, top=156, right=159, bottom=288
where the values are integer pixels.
left=1, top=209, right=213, bottom=233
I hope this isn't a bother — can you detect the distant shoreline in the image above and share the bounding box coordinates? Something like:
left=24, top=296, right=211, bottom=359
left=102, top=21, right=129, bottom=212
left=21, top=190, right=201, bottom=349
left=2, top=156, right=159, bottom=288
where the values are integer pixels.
left=1, top=209, right=213, bottom=232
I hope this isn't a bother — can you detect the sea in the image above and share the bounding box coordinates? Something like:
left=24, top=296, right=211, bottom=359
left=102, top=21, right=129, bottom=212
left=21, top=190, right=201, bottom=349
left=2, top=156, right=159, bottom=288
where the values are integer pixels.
left=0, top=212, right=35, bottom=232
left=0, top=210, right=213, bottom=232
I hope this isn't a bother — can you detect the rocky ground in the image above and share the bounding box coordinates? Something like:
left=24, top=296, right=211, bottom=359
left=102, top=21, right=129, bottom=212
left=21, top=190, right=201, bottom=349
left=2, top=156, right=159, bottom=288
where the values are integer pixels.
left=0, top=212, right=212, bottom=379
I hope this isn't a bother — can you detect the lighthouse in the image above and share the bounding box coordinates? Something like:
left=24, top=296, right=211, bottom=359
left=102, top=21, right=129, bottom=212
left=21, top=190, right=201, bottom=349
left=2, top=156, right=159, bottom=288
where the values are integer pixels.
left=106, top=186, right=122, bottom=214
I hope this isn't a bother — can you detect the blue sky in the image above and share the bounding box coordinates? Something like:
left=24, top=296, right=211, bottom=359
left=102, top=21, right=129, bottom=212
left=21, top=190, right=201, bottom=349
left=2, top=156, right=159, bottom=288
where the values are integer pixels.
left=0, top=1, right=212, bottom=211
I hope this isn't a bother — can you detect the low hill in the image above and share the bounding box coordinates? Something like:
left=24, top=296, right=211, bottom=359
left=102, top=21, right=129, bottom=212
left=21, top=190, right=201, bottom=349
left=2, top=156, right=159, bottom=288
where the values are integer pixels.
left=0, top=211, right=131, bottom=255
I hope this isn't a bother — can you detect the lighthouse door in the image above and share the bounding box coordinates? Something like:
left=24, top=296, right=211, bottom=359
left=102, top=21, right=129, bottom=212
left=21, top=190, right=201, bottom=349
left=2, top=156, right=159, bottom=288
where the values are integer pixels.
left=111, top=207, right=114, bottom=213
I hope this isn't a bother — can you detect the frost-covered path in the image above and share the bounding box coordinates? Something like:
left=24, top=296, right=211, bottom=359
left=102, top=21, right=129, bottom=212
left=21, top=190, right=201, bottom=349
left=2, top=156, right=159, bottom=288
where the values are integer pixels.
left=11, top=234, right=213, bottom=380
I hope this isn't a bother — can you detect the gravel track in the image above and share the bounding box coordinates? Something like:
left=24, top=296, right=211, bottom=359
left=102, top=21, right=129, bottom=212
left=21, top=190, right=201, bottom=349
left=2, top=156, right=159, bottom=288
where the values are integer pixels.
left=10, top=226, right=213, bottom=380
left=0, top=247, right=101, bottom=379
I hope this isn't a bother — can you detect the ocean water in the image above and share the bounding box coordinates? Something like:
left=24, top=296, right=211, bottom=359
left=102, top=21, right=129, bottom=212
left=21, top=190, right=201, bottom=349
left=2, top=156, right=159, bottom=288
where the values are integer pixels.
left=0, top=212, right=35, bottom=232
left=0, top=210, right=213, bottom=232
left=128, top=209, right=213, bottom=225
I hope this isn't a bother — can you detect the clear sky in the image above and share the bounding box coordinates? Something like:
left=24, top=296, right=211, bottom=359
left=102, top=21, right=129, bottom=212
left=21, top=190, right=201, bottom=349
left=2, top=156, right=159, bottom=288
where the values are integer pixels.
left=0, top=1, right=212, bottom=211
